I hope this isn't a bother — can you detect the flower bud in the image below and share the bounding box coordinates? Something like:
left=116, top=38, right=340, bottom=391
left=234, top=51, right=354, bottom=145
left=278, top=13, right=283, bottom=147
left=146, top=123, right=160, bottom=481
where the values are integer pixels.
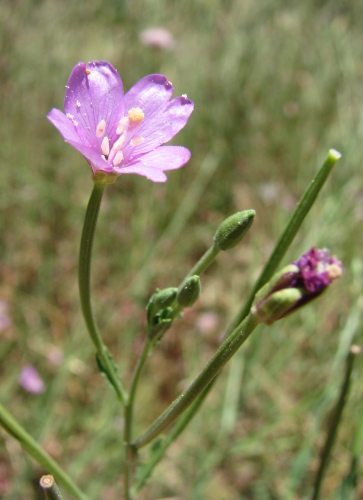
left=177, top=275, right=201, bottom=308
left=147, top=287, right=178, bottom=325
left=251, top=247, right=343, bottom=325
left=148, top=307, right=174, bottom=341
left=213, top=210, right=255, bottom=251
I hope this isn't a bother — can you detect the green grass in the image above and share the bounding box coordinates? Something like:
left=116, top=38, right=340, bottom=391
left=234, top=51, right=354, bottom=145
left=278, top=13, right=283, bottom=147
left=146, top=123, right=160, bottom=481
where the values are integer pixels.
left=0, top=0, right=363, bottom=498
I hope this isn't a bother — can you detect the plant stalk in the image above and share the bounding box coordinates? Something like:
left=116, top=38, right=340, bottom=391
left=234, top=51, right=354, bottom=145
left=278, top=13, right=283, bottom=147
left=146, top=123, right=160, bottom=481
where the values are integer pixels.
left=133, top=314, right=258, bottom=449
left=0, top=403, right=88, bottom=500
left=312, top=347, right=358, bottom=500
left=79, top=182, right=127, bottom=405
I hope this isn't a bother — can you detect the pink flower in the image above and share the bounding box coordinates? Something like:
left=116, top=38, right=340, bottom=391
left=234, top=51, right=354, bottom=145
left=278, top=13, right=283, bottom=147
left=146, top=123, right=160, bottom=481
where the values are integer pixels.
left=19, top=365, right=45, bottom=394
left=47, top=61, right=193, bottom=182
left=139, top=27, right=176, bottom=50
left=0, top=300, right=11, bottom=333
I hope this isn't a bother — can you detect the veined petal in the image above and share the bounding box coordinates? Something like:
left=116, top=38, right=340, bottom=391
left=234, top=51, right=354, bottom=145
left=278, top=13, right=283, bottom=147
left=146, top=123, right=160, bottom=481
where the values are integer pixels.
left=124, top=74, right=173, bottom=121
left=66, top=139, right=114, bottom=175
left=64, top=61, right=124, bottom=147
left=118, top=146, right=191, bottom=182
left=123, top=96, right=194, bottom=158
left=47, top=108, right=85, bottom=144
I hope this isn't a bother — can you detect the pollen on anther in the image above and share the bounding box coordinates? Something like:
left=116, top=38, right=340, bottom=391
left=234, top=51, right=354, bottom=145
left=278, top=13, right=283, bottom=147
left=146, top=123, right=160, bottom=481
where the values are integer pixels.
left=130, top=136, right=145, bottom=147
left=101, top=136, right=110, bottom=156
left=113, top=151, right=124, bottom=166
left=116, top=117, right=128, bottom=135
left=76, top=100, right=81, bottom=108
left=128, top=108, right=144, bottom=127
left=85, top=69, right=90, bottom=75
left=96, top=119, right=106, bottom=138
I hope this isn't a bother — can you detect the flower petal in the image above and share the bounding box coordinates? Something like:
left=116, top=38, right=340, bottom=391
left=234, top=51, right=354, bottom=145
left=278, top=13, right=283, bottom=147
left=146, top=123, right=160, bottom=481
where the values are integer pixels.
left=66, top=139, right=114, bottom=174
left=47, top=108, right=85, bottom=144
left=64, top=61, right=124, bottom=147
left=123, top=96, right=194, bottom=158
left=124, top=74, right=173, bottom=120
left=118, top=146, right=191, bottom=182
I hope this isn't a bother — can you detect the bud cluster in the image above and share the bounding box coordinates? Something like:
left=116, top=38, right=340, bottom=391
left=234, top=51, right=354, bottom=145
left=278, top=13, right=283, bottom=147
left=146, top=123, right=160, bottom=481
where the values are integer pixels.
left=251, top=247, right=343, bottom=325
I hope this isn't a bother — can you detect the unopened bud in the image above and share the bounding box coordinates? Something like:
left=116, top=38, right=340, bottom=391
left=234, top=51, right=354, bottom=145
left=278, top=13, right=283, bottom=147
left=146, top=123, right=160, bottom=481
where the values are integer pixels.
left=252, top=288, right=304, bottom=325
left=213, top=210, right=255, bottom=251
left=251, top=247, right=343, bottom=325
left=148, top=307, right=174, bottom=341
left=177, top=275, right=201, bottom=308
left=147, top=287, right=178, bottom=326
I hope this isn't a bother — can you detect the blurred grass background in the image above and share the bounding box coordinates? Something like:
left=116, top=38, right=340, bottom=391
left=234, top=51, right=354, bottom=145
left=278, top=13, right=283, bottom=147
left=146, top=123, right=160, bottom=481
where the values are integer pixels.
left=0, top=0, right=363, bottom=498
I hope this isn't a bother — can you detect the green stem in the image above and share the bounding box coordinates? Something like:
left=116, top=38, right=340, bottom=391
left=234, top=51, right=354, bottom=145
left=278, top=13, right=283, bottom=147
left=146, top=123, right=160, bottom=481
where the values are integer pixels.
left=0, top=403, right=88, bottom=500
left=225, top=149, right=341, bottom=336
left=184, top=244, right=220, bottom=280
left=123, top=337, right=152, bottom=499
left=133, top=314, right=258, bottom=449
left=133, top=382, right=211, bottom=493
left=312, top=347, right=357, bottom=500
left=40, top=475, right=64, bottom=500
left=132, top=149, right=341, bottom=481
left=123, top=244, right=220, bottom=494
left=79, top=182, right=127, bottom=405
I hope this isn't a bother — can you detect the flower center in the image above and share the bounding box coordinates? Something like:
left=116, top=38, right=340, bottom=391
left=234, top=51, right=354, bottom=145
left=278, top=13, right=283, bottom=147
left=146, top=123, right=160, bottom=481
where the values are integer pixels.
left=96, top=108, right=145, bottom=170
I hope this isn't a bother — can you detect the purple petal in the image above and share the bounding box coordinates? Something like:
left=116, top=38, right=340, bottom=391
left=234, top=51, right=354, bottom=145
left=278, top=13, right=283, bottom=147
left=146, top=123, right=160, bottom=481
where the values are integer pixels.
left=124, top=74, right=173, bottom=121
left=19, top=365, right=45, bottom=394
left=123, top=95, right=194, bottom=158
left=47, top=108, right=86, bottom=144
left=64, top=61, right=124, bottom=146
left=66, top=139, right=114, bottom=174
left=119, top=146, right=191, bottom=182
left=48, top=109, right=112, bottom=174
left=119, top=166, right=167, bottom=182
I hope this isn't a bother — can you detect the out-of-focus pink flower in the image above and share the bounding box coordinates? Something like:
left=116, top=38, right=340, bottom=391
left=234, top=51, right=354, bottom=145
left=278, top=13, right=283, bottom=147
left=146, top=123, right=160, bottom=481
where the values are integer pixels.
left=48, top=61, right=193, bottom=182
left=139, top=27, right=175, bottom=50
left=0, top=300, right=11, bottom=333
left=19, top=365, right=45, bottom=394
left=47, top=348, right=64, bottom=366
left=196, top=312, right=219, bottom=334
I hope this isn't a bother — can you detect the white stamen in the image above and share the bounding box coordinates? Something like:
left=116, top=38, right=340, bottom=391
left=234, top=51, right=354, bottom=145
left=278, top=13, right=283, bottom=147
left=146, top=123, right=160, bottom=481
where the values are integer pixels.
left=76, top=100, right=81, bottom=108
left=113, top=151, right=124, bottom=166
left=182, top=94, right=188, bottom=99
left=116, top=117, right=128, bottom=135
left=130, top=136, right=145, bottom=147
left=96, top=119, right=106, bottom=138
left=101, top=136, right=110, bottom=156
left=112, top=133, right=126, bottom=152
left=66, top=113, right=74, bottom=119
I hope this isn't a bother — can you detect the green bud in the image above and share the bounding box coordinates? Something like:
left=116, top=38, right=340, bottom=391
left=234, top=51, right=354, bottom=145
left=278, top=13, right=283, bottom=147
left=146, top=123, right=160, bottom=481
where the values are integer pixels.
left=251, top=288, right=304, bottom=325
left=253, top=264, right=300, bottom=305
left=177, top=275, right=201, bottom=308
left=213, top=210, right=255, bottom=251
left=148, top=307, right=174, bottom=341
left=147, top=287, right=178, bottom=325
